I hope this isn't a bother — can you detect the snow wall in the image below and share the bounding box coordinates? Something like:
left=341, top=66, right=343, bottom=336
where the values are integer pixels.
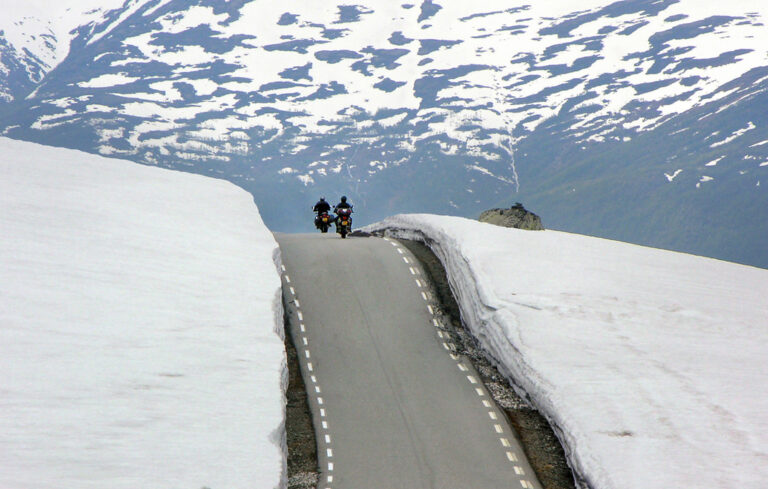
left=0, top=137, right=287, bottom=488
left=366, top=214, right=768, bottom=489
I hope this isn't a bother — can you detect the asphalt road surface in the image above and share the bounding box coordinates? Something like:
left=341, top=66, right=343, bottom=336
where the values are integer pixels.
left=277, top=233, right=543, bottom=489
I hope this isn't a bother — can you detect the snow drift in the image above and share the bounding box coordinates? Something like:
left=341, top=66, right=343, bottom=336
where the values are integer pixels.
left=0, top=137, right=286, bottom=488
left=366, top=214, right=768, bottom=489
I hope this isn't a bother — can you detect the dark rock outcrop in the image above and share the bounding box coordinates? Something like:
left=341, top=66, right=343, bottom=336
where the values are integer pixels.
left=479, top=203, right=544, bottom=230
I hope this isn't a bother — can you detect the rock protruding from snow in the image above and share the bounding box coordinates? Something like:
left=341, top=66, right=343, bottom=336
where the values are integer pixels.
left=479, top=203, right=544, bottom=230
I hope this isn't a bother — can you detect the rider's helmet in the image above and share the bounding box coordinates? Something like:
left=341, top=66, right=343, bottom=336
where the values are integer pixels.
left=341, top=196, right=347, bottom=203
left=320, top=197, right=326, bottom=202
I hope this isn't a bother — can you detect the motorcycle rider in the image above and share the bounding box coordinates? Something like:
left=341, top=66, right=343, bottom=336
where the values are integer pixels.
left=334, top=196, right=353, bottom=229
left=313, top=197, right=331, bottom=229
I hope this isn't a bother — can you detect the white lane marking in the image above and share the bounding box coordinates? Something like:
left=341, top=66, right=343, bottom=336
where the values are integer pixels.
left=437, top=331, right=445, bottom=339
left=514, top=466, right=525, bottom=475
left=322, top=421, right=328, bottom=429
left=483, top=400, right=492, bottom=408
left=327, top=448, right=333, bottom=457
left=447, top=342, right=456, bottom=350
left=476, top=388, right=485, bottom=396
left=285, top=275, right=291, bottom=283
left=302, top=337, right=308, bottom=346
left=328, top=462, right=334, bottom=471
left=416, top=279, right=423, bottom=288
left=320, top=408, right=326, bottom=417
left=315, top=386, right=321, bottom=393
left=521, top=481, right=532, bottom=489
left=397, top=248, right=404, bottom=254
left=494, top=424, right=504, bottom=433
left=427, top=305, right=434, bottom=314
left=297, top=311, right=303, bottom=321
left=489, top=411, right=498, bottom=420
left=403, top=257, right=410, bottom=264
left=305, top=350, right=310, bottom=359
left=318, top=397, right=324, bottom=405
left=409, top=267, right=416, bottom=275
left=507, top=451, right=518, bottom=462
left=295, top=299, right=301, bottom=308
left=300, top=323, right=306, bottom=332
left=328, top=475, right=334, bottom=482
left=458, top=364, right=468, bottom=372
left=421, top=291, right=428, bottom=301
left=325, top=434, right=331, bottom=444
left=311, top=375, right=317, bottom=384
left=433, top=319, right=440, bottom=327
left=281, top=265, right=286, bottom=272
left=442, top=342, right=450, bottom=350
left=467, top=375, right=478, bottom=384
left=450, top=353, right=460, bottom=360
left=307, top=362, right=314, bottom=372
left=501, top=438, right=511, bottom=448
left=289, top=287, right=296, bottom=295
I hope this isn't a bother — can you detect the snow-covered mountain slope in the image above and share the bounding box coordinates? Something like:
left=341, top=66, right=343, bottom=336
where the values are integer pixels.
left=0, top=137, right=286, bottom=489
left=0, top=0, right=766, bottom=267
left=0, top=0, right=133, bottom=102
left=367, top=214, right=768, bottom=489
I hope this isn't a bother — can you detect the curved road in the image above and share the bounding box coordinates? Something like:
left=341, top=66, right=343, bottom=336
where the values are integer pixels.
left=277, top=233, right=542, bottom=489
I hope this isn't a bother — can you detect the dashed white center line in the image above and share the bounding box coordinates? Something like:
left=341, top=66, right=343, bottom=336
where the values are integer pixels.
left=442, top=342, right=450, bottom=350
left=467, top=375, right=478, bottom=384
left=483, top=400, right=492, bottom=408
left=514, top=466, right=525, bottom=475
left=295, top=299, right=301, bottom=308
left=285, top=275, right=291, bottom=283
left=397, top=248, right=404, bottom=254
left=328, top=462, right=334, bottom=471
left=458, top=364, right=468, bottom=372
left=297, top=311, right=303, bottom=321
left=320, top=408, right=326, bottom=417
left=409, top=267, right=416, bottom=275
left=325, top=434, right=331, bottom=444
left=300, top=323, right=306, bottom=333
left=476, top=388, right=485, bottom=396
left=311, top=375, right=317, bottom=384
left=318, top=397, right=324, bottom=405
left=427, top=305, right=434, bottom=314
left=494, top=424, right=504, bottom=434
left=421, top=292, right=428, bottom=301
left=501, top=438, right=511, bottom=448
left=432, top=319, right=440, bottom=327
left=315, top=386, right=321, bottom=393
left=307, top=362, right=314, bottom=372
left=489, top=411, right=498, bottom=420
left=416, top=279, right=423, bottom=288
left=521, top=481, right=532, bottom=489
left=289, top=287, right=296, bottom=295
left=506, top=451, right=518, bottom=462
left=302, top=337, right=308, bottom=346
left=305, top=350, right=310, bottom=359
left=327, top=448, right=333, bottom=457
left=403, top=257, right=410, bottom=264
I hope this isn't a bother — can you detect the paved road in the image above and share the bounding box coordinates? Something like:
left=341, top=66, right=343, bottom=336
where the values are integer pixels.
left=276, top=233, right=542, bottom=489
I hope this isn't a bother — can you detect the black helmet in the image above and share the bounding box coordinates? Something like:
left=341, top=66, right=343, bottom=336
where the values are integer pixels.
left=341, top=196, right=347, bottom=203
left=320, top=197, right=326, bottom=202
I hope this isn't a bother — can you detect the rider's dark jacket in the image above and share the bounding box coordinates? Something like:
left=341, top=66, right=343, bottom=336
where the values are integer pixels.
left=313, top=200, right=331, bottom=214
left=334, top=201, right=352, bottom=213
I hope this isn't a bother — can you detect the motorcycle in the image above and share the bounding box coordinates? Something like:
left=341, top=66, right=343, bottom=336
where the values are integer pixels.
left=315, top=211, right=332, bottom=233
left=335, top=207, right=352, bottom=239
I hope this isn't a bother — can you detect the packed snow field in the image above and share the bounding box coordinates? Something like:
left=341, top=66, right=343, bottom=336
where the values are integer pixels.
left=0, top=138, right=286, bottom=488
left=366, top=215, right=768, bottom=489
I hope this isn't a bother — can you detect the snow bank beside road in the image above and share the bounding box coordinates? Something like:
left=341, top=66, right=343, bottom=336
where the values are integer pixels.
left=0, top=138, right=286, bottom=488
left=366, top=214, right=768, bottom=489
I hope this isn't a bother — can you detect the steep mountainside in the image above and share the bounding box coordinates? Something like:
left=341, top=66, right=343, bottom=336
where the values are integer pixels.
left=1, top=0, right=766, bottom=267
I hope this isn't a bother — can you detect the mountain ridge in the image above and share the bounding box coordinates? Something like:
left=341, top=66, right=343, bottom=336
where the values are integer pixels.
left=0, top=0, right=766, bottom=267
